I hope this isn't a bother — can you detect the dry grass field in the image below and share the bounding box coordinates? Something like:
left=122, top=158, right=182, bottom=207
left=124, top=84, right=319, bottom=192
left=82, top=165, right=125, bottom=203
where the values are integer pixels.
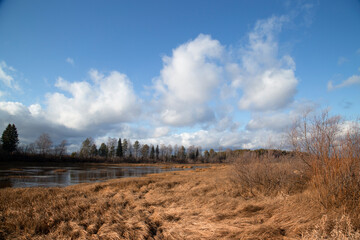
left=1, top=160, right=359, bottom=240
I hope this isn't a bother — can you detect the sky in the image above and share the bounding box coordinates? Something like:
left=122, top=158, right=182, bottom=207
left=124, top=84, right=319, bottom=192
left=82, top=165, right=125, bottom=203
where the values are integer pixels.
left=0, top=0, right=359, bottom=152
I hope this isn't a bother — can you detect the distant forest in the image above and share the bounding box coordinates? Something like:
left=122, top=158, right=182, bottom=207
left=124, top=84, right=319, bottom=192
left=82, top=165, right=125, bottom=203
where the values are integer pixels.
left=0, top=123, right=288, bottom=163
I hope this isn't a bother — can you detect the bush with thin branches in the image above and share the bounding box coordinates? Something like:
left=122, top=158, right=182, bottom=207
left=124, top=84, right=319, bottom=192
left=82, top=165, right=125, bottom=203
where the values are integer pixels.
left=289, top=110, right=360, bottom=227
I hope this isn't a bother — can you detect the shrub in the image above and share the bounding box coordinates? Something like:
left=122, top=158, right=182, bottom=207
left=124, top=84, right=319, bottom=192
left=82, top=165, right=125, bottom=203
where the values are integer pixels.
left=289, top=110, right=360, bottom=226
left=233, top=151, right=308, bottom=198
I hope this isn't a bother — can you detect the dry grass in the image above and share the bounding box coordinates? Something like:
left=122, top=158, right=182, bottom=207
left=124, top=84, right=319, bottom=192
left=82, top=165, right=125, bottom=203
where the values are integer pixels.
left=230, top=112, right=360, bottom=239
left=232, top=152, right=360, bottom=239
left=2, top=153, right=360, bottom=240
left=0, top=164, right=328, bottom=239
left=301, top=215, right=360, bottom=240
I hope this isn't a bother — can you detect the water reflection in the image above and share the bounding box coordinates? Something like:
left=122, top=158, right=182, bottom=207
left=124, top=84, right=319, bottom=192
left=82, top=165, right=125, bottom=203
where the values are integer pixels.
left=0, top=164, right=191, bottom=188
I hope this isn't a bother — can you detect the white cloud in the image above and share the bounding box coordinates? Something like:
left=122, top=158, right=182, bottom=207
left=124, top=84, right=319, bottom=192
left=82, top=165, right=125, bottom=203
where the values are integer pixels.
left=246, top=113, right=291, bottom=132
left=153, top=126, right=170, bottom=138
left=45, top=70, right=141, bottom=130
left=143, top=126, right=285, bottom=150
left=328, top=75, right=360, bottom=90
left=0, top=61, right=20, bottom=90
left=0, top=101, right=28, bottom=116
left=154, top=34, right=224, bottom=126
left=230, top=16, right=298, bottom=111
left=66, top=57, right=75, bottom=65
left=0, top=69, right=142, bottom=147
left=28, top=104, right=42, bottom=117
left=0, top=101, right=83, bottom=145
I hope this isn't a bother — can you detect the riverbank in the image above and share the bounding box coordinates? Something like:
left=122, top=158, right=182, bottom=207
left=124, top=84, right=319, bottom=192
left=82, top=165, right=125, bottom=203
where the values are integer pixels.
left=0, top=165, right=352, bottom=239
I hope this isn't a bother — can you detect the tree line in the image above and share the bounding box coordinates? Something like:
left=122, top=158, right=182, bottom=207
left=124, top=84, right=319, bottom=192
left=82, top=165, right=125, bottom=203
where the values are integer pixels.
left=73, top=137, right=209, bottom=163
left=1, top=124, right=246, bottom=163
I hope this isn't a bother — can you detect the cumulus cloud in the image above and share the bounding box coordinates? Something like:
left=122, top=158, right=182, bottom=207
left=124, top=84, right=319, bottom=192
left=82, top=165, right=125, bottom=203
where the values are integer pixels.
left=0, top=101, right=75, bottom=145
left=0, top=68, right=140, bottom=143
left=153, top=34, right=224, bottom=126
left=0, top=61, right=19, bottom=90
left=0, top=68, right=142, bottom=148
left=328, top=75, right=360, bottom=90
left=230, top=16, right=298, bottom=111
left=45, top=70, right=141, bottom=130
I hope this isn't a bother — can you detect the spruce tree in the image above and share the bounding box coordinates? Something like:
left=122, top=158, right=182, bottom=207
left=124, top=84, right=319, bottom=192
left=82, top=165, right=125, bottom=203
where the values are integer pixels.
left=155, top=145, right=159, bottom=159
left=90, top=144, right=98, bottom=157
left=116, top=138, right=123, bottom=157
left=1, top=124, right=19, bottom=152
left=150, top=145, right=155, bottom=159
left=99, top=143, right=108, bottom=157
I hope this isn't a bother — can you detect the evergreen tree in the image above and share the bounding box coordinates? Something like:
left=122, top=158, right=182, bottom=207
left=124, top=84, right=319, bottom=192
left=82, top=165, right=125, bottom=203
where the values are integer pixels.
left=155, top=145, right=159, bottom=159
left=150, top=145, right=155, bottom=159
left=1, top=124, right=19, bottom=152
left=99, top=143, right=108, bottom=157
left=204, top=150, right=210, bottom=162
left=178, top=146, right=186, bottom=162
left=90, top=144, right=98, bottom=157
left=141, top=144, right=150, bottom=159
left=116, top=138, right=123, bottom=157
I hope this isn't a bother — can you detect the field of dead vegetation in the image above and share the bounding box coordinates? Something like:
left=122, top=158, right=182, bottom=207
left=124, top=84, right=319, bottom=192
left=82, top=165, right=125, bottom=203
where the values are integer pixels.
left=1, top=161, right=359, bottom=240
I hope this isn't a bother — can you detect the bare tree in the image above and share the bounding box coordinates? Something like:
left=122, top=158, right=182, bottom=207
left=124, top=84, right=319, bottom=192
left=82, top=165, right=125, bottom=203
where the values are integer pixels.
left=107, top=138, right=117, bottom=158
left=288, top=109, right=360, bottom=211
left=55, top=140, right=67, bottom=157
left=167, top=144, right=173, bottom=162
left=289, top=109, right=341, bottom=166
left=27, top=143, right=36, bottom=154
left=159, top=144, right=166, bottom=161
left=133, top=140, right=140, bottom=159
left=80, top=138, right=94, bottom=158
left=36, top=133, right=53, bottom=155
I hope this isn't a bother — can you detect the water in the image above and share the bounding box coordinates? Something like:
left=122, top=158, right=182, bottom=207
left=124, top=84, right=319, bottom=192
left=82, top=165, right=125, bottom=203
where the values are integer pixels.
left=0, top=163, right=193, bottom=188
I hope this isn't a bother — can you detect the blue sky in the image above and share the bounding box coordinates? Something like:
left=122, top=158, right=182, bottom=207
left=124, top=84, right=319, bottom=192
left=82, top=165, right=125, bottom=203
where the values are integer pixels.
left=0, top=0, right=359, bottom=151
